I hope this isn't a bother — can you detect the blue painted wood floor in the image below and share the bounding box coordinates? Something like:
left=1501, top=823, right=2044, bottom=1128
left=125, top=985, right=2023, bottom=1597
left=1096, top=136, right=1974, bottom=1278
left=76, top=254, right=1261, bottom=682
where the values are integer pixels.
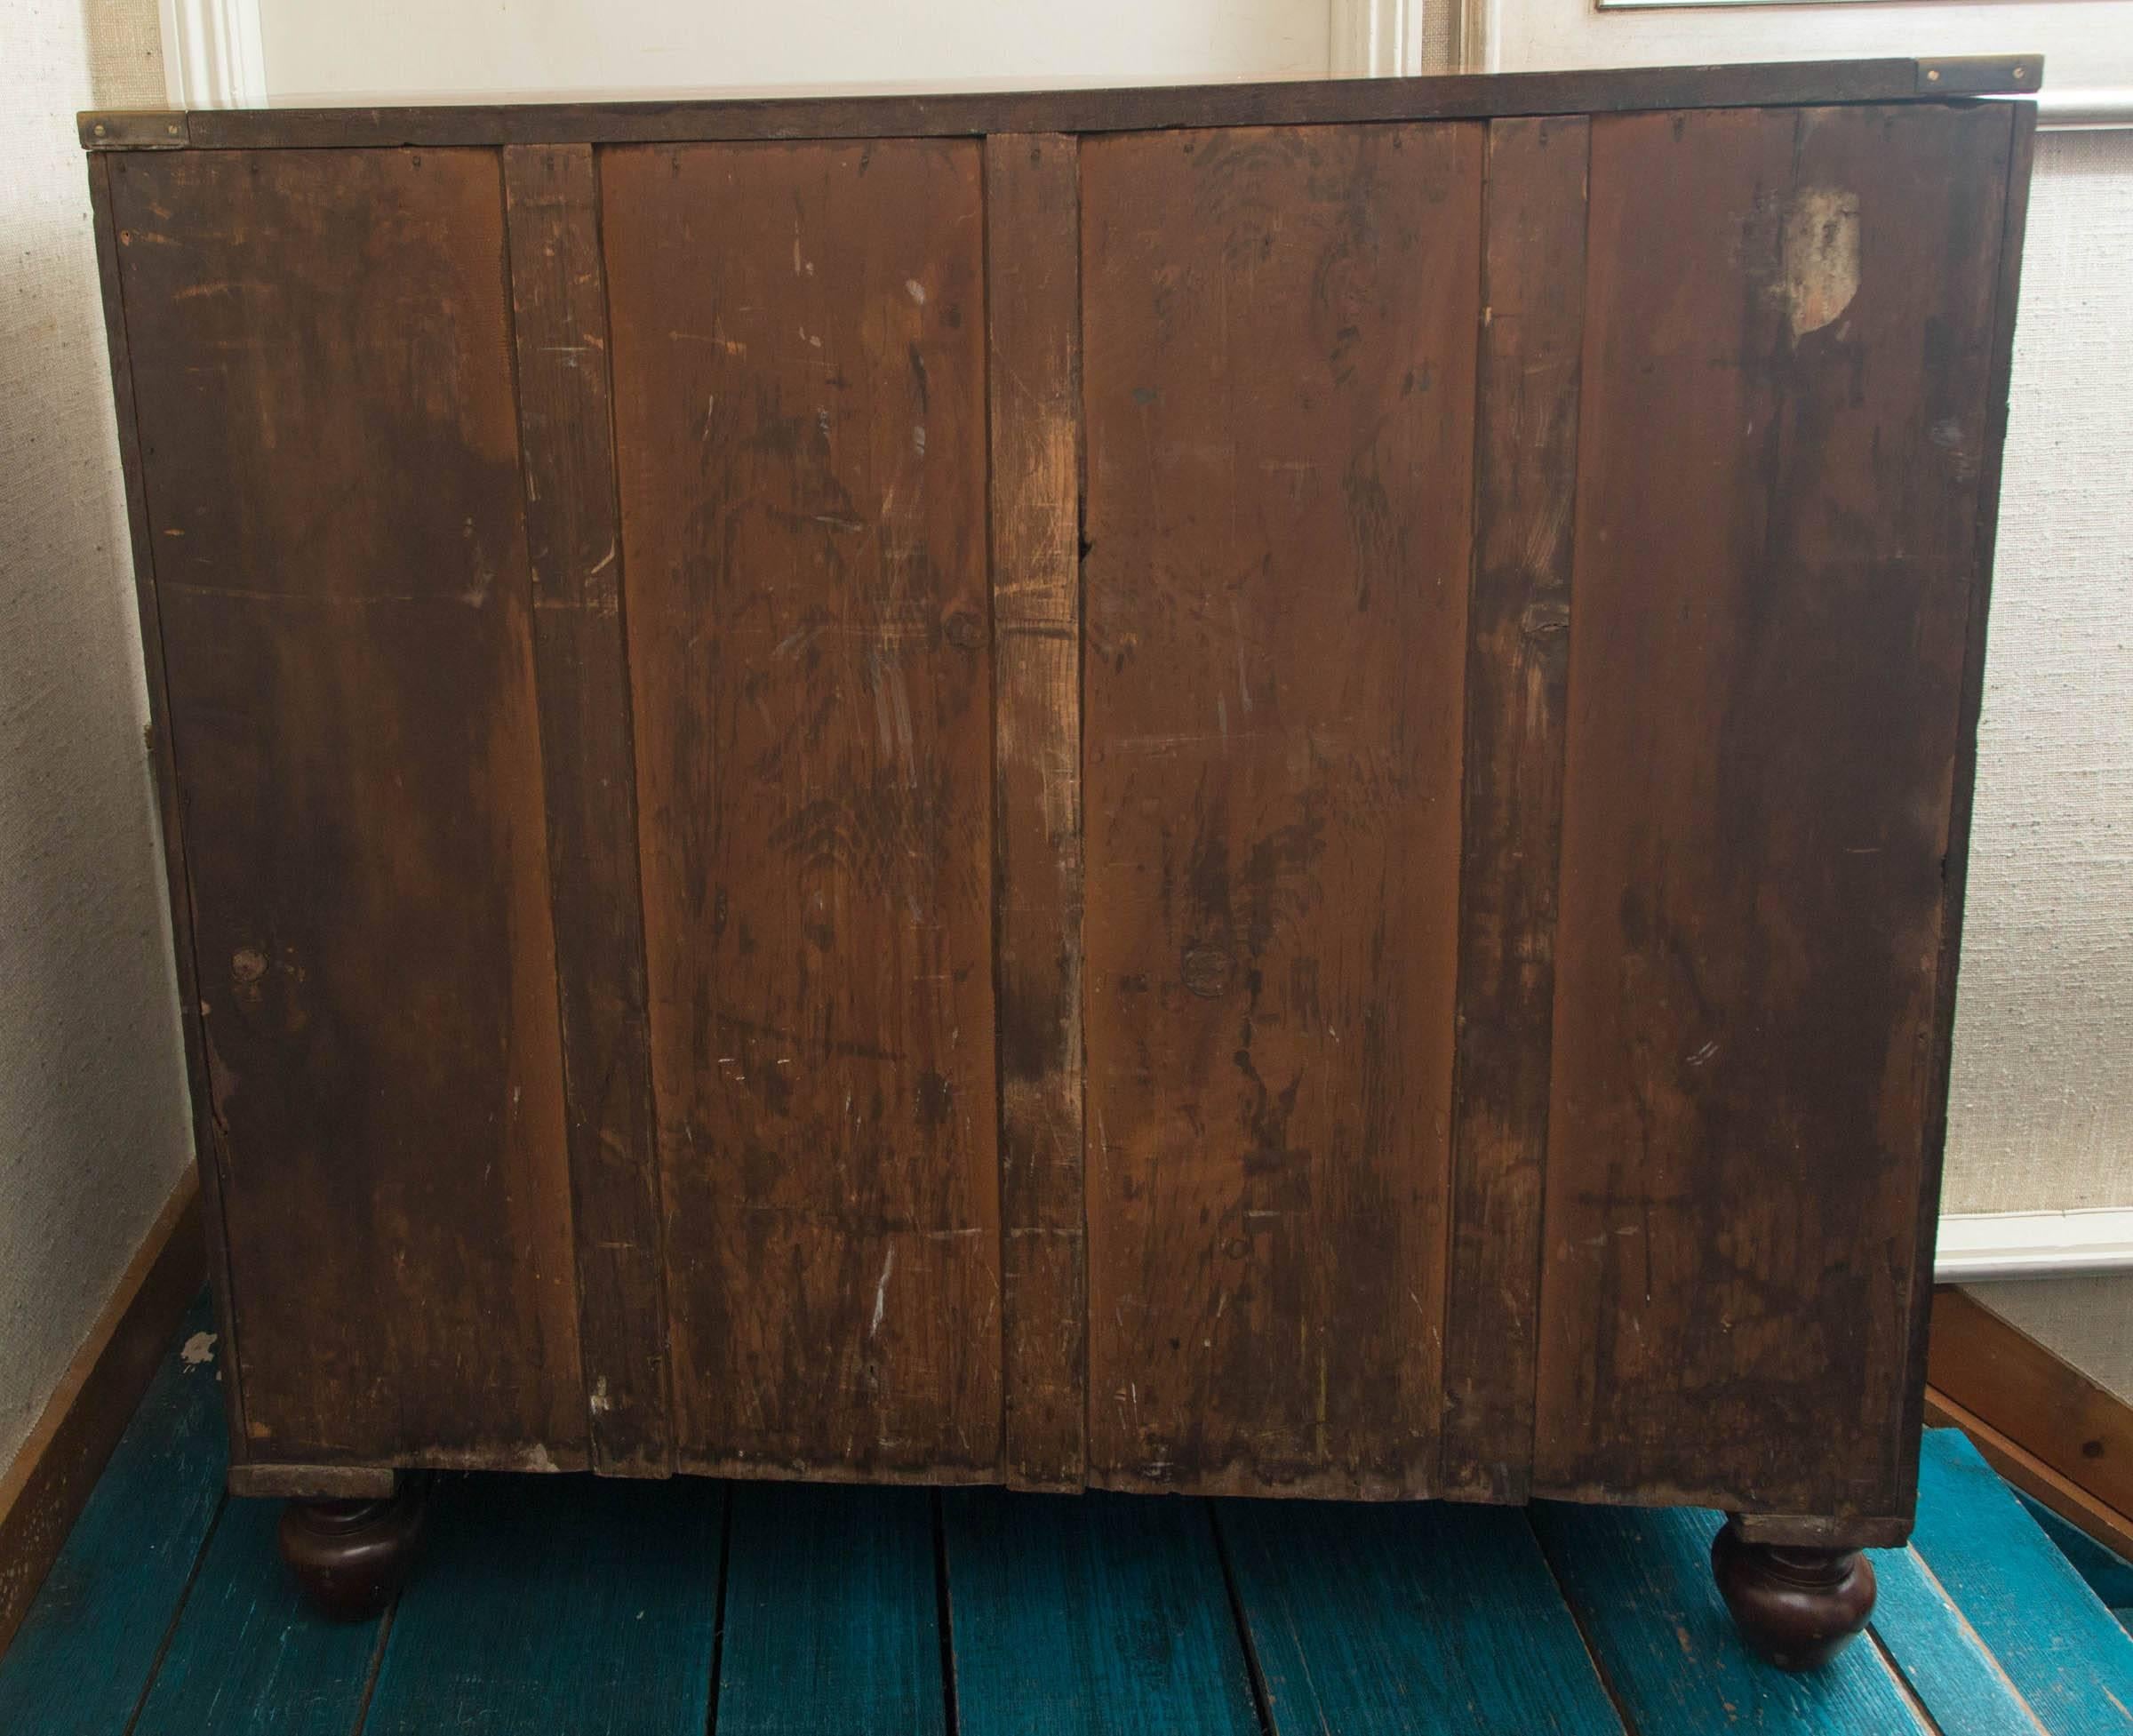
left=6, top=1296, right=2133, bottom=1734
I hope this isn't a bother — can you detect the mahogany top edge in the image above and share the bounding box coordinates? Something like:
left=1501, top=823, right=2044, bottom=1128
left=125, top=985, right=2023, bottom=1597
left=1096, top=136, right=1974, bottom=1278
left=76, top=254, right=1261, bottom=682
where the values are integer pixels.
left=83, top=55, right=2041, bottom=152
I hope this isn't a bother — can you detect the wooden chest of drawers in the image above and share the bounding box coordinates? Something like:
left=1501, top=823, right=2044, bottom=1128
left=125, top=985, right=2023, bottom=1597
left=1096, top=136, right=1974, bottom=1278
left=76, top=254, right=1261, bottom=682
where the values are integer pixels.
left=84, top=54, right=2038, bottom=1665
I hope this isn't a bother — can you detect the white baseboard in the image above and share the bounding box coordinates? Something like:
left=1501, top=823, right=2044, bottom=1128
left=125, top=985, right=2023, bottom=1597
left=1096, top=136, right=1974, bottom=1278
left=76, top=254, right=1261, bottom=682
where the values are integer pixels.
left=1935, top=1209, right=2133, bottom=1284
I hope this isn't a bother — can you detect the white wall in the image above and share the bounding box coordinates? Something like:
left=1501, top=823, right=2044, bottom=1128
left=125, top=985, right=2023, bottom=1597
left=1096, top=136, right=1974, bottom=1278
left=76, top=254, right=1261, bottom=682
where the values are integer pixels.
left=0, top=0, right=195, bottom=1473
left=258, top=0, right=1332, bottom=103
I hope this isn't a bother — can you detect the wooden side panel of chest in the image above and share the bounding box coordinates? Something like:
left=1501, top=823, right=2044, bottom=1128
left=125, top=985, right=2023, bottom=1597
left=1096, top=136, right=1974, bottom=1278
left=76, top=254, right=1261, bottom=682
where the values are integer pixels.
left=84, top=71, right=2035, bottom=1537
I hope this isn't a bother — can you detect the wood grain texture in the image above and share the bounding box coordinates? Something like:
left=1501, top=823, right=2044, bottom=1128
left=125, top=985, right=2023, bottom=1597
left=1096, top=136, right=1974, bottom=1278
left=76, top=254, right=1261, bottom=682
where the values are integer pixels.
left=0, top=1172, right=200, bottom=1658
left=985, top=132, right=1087, bottom=1492
left=1439, top=114, right=1589, bottom=1506
left=109, top=148, right=585, bottom=1471
left=86, top=152, right=248, bottom=1460
left=361, top=1476, right=724, bottom=1735
left=1080, top=122, right=1480, bottom=1496
left=503, top=142, right=671, bottom=1478
left=130, top=1494, right=385, bottom=1736
left=1909, top=1428, right=2133, bottom=1732
left=1531, top=103, right=2017, bottom=1518
left=944, top=1491, right=1259, bottom=1735
left=1530, top=1502, right=1929, bottom=1733
left=1931, top=1288, right=2133, bottom=1524
left=1865, top=1536, right=2050, bottom=1736
left=1219, top=1500, right=1624, bottom=1733
left=1928, top=1388, right=2133, bottom=1565
left=153, top=61, right=2041, bottom=152
left=603, top=140, right=1002, bottom=1478
left=0, top=1296, right=224, bottom=1735
left=717, top=1483, right=947, bottom=1736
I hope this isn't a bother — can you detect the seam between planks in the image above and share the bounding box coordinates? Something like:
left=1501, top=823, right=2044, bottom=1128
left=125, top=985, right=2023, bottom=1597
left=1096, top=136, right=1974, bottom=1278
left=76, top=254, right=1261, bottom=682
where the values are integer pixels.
left=1885, top=1544, right=2053, bottom=1735
left=1204, top=1503, right=1278, bottom=1736
left=345, top=1598, right=398, bottom=1735
left=1521, top=1509, right=1641, bottom=1736
left=118, top=1490, right=228, bottom=1736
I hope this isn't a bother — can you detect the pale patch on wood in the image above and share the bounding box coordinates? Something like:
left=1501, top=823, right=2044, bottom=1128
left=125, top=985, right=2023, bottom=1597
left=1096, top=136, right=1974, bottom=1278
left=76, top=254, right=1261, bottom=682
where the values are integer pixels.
left=1782, top=187, right=1860, bottom=340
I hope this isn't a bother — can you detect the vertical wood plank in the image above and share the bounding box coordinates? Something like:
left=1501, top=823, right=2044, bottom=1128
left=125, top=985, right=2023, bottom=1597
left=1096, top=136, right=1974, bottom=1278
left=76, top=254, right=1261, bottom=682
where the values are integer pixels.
left=944, top=1491, right=1260, bottom=1735
left=108, top=147, right=585, bottom=1468
left=0, top=1297, right=225, bottom=1735
left=361, top=1476, right=724, bottom=1735
left=84, top=153, right=250, bottom=1459
left=985, top=132, right=1087, bottom=1492
left=717, top=1483, right=947, bottom=1736
left=1532, top=104, right=2016, bottom=1516
left=1439, top=114, right=1589, bottom=1505
left=1080, top=122, right=1481, bottom=1496
left=1219, top=1499, right=1625, bottom=1733
left=503, top=142, right=671, bottom=1477
left=603, top=140, right=1003, bottom=1477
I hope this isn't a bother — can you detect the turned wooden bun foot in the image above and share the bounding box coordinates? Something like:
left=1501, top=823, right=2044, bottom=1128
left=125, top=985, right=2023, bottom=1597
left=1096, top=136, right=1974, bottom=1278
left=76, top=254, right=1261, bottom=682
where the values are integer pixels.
left=1711, top=1517, right=1876, bottom=1672
left=278, top=1482, right=427, bottom=1620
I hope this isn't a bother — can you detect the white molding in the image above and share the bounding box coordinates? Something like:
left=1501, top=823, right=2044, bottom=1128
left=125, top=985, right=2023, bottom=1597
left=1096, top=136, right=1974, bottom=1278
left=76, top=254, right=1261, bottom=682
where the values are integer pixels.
left=2040, top=88, right=2133, bottom=130
left=1936, top=1209, right=2133, bottom=1283
left=160, top=0, right=267, bottom=108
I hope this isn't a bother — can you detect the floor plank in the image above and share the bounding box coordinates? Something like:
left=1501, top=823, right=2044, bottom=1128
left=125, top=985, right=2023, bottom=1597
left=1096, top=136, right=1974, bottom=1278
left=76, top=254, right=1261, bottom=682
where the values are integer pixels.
left=0, top=1293, right=224, bottom=1734
left=944, top=1490, right=1258, bottom=1736
left=2017, top=1491, right=2133, bottom=1609
left=716, top=1481, right=946, bottom=1736
left=1911, top=1428, right=2133, bottom=1734
left=1530, top=1502, right=1929, bottom=1733
left=1219, top=1499, right=1624, bottom=1734
left=1869, top=1541, right=2048, bottom=1735
left=360, top=1473, right=723, bottom=1736
left=130, top=1492, right=383, bottom=1735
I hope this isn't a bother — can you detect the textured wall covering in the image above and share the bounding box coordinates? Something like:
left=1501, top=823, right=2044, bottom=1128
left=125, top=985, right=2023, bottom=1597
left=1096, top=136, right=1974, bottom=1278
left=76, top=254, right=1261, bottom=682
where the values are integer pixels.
left=1943, top=130, right=2133, bottom=1216
left=0, top=0, right=191, bottom=1474
left=1969, top=1276, right=2133, bottom=1406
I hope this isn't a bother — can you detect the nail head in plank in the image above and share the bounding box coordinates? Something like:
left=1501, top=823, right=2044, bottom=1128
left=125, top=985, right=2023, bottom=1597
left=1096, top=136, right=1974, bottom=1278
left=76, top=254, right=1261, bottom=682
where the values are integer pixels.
left=129, top=1493, right=385, bottom=1736
left=502, top=140, right=672, bottom=1477
left=1909, top=1427, right=2133, bottom=1732
left=1440, top=111, right=1588, bottom=1505
left=359, top=1473, right=723, bottom=1735
left=943, top=1489, right=1259, bottom=1735
left=1529, top=1501, right=1931, bottom=1732
left=0, top=1295, right=226, bottom=1734
left=717, top=1480, right=946, bottom=1736
left=1219, top=1498, right=1624, bottom=1733
left=986, top=131, right=1088, bottom=1493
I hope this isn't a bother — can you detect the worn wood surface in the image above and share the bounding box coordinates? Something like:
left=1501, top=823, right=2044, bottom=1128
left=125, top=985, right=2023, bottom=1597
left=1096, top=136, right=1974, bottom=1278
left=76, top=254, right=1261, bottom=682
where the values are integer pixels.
left=130, top=1494, right=383, bottom=1736
left=1910, top=1428, right=2133, bottom=1732
left=944, top=1490, right=1259, bottom=1735
left=603, top=140, right=1002, bottom=1478
left=124, top=60, right=2041, bottom=152
left=717, top=1483, right=946, bottom=1736
left=85, top=152, right=248, bottom=1460
left=1081, top=122, right=1480, bottom=1496
left=0, top=1297, right=224, bottom=1735
left=1220, top=1500, right=1623, bottom=1733
left=0, top=1170, right=200, bottom=1658
left=1530, top=1503, right=1929, bottom=1732
left=1438, top=114, right=1589, bottom=1506
left=502, top=142, right=671, bottom=1479
left=1931, top=1288, right=2133, bottom=1524
left=985, top=132, right=1088, bottom=1493
left=362, top=1476, right=724, bottom=1735
left=1530, top=103, right=2017, bottom=1519
left=108, top=148, right=585, bottom=1469
left=1867, top=1537, right=2049, bottom=1736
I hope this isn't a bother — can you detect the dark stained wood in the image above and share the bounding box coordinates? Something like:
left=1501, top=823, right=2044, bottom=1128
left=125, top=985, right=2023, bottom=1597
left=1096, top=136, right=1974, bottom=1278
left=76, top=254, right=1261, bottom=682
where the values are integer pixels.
left=85, top=154, right=249, bottom=1460
left=1438, top=114, right=1589, bottom=1506
left=985, top=132, right=1087, bottom=1492
left=108, top=148, right=586, bottom=1468
left=116, top=60, right=2043, bottom=153
left=277, top=1483, right=427, bottom=1621
left=1709, top=1524, right=1876, bottom=1673
left=1897, top=102, right=2041, bottom=1512
left=603, top=140, right=1003, bottom=1477
left=1531, top=103, right=2018, bottom=1520
left=1080, top=123, right=1481, bottom=1496
left=502, top=143, right=672, bottom=1478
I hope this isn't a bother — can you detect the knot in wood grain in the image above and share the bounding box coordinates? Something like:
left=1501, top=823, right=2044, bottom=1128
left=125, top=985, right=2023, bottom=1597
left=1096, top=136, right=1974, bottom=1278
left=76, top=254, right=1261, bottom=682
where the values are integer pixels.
left=1180, top=945, right=1234, bottom=999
